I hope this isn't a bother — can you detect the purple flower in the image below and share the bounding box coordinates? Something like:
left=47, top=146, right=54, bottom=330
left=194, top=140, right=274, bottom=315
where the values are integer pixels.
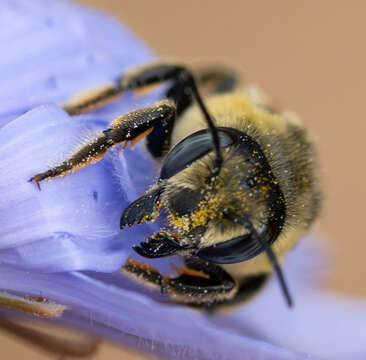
left=1, top=1, right=366, bottom=359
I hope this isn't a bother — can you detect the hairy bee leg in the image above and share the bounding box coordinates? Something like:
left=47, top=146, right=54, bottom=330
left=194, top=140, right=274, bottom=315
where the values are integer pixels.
left=121, top=259, right=164, bottom=290
left=120, top=185, right=163, bottom=228
left=121, top=258, right=237, bottom=304
left=62, top=63, right=238, bottom=157
left=164, top=65, right=238, bottom=117
left=62, top=82, right=125, bottom=115
left=165, top=257, right=238, bottom=304
left=0, top=292, right=66, bottom=318
left=147, top=65, right=239, bottom=157
left=29, top=102, right=176, bottom=185
left=114, top=64, right=223, bottom=175
left=0, top=317, right=100, bottom=358
left=62, top=62, right=238, bottom=116
left=132, top=230, right=186, bottom=258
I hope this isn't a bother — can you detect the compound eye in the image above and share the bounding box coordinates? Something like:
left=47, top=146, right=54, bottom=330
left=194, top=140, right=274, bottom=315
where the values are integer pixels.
left=160, top=129, right=233, bottom=180
left=196, top=233, right=267, bottom=264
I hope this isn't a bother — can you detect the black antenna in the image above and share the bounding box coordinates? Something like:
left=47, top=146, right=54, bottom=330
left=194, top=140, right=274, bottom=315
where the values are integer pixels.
left=229, top=214, right=293, bottom=308
left=187, top=76, right=223, bottom=177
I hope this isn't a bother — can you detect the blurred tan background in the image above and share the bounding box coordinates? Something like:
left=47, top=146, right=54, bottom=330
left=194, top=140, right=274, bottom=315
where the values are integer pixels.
left=2, top=0, right=366, bottom=358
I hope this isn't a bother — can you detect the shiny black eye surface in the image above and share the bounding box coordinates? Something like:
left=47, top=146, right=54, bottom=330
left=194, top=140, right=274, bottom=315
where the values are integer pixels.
left=160, top=129, right=234, bottom=180
left=196, top=233, right=267, bottom=264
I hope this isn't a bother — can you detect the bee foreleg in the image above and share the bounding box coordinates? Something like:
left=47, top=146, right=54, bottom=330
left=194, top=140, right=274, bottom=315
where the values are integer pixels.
left=62, top=61, right=237, bottom=159
left=29, top=102, right=176, bottom=187
left=62, top=82, right=126, bottom=116
left=147, top=64, right=238, bottom=157
left=62, top=62, right=238, bottom=117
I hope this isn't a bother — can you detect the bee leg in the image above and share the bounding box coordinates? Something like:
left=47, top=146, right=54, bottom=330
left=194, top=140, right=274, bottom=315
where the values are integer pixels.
left=62, top=82, right=127, bottom=115
left=107, top=63, right=223, bottom=175
left=62, top=62, right=238, bottom=116
left=29, top=101, right=176, bottom=186
left=120, top=185, right=163, bottom=228
left=121, top=257, right=237, bottom=304
left=62, top=62, right=235, bottom=159
left=121, top=259, right=165, bottom=290
left=147, top=65, right=239, bottom=157
left=164, top=257, right=238, bottom=304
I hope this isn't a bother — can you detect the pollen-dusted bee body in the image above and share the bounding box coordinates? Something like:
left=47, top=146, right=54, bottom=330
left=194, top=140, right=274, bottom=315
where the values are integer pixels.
left=166, top=92, right=321, bottom=303
left=30, top=63, right=322, bottom=308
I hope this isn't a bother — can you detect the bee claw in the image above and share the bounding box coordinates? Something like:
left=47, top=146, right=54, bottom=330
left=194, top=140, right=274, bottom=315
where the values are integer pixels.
left=28, top=176, right=41, bottom=190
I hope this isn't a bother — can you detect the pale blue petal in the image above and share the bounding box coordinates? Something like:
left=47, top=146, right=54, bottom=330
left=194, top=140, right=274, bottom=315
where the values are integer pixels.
left=0, top=0, right=155, bottom=125
left=1, top=241, right=365, bottom=359
left=0, top=0, right=161, bottom=272
left=0, top=260, right=317, bottom=360
left=0, top=104, right=156, bottom=272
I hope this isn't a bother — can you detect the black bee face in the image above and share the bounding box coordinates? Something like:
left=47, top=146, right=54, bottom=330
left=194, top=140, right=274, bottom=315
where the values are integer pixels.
left=158, top=127, right=286, bottom=264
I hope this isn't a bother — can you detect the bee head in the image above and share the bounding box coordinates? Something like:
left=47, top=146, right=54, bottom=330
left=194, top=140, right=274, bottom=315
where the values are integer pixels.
left=160, top=127, right=292, bottom=307
left=160, top=127, right=285, bottom=249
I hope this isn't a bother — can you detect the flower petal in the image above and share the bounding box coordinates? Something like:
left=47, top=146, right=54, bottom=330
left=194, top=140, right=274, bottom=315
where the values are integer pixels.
left=0, top=0, right=155, bottom=125
left=0, top=0, right=163, bottom=272
left=0, top=261, right=317, bottom=360
left=1, top=241, right=365, bottom=359
left=0, top=104, right=156, bottom=272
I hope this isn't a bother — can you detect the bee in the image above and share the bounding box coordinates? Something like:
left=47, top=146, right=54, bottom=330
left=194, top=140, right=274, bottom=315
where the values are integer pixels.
left=30, top=63, right=322, bottom=309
